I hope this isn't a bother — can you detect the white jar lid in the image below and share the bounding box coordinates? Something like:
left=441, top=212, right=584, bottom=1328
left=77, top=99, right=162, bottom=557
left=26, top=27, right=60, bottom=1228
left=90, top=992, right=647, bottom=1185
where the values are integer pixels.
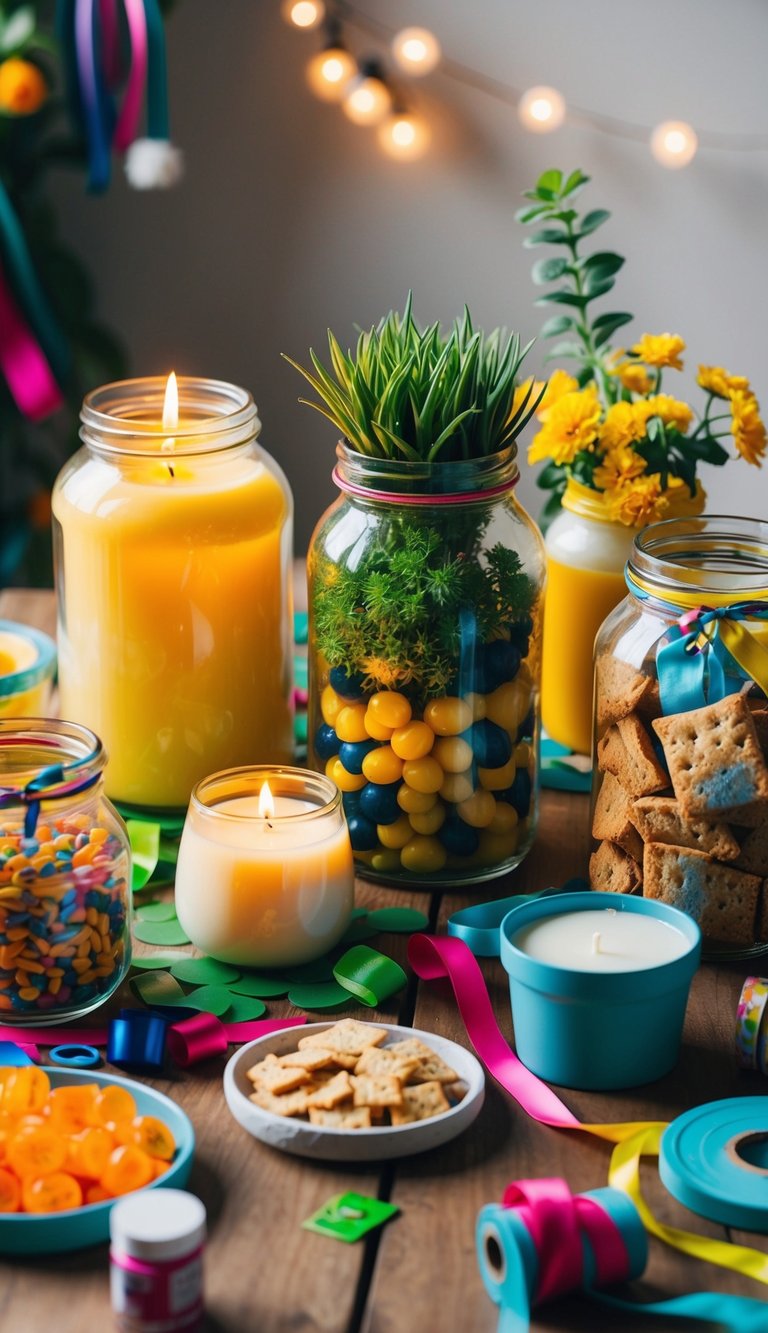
left=110, top=1189, right=206, bottom=1261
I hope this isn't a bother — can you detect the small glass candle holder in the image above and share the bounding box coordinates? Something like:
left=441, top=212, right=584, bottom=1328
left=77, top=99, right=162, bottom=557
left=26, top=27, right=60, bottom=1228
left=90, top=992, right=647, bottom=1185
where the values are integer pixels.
left=175, top=766, right=355, bottom=967
left=0, top=620, right=56, bottom=719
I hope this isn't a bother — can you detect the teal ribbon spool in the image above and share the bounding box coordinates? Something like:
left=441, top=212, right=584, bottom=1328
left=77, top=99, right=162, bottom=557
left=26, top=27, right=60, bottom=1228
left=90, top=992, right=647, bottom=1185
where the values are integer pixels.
left=660, top=1097, right=768, bottom=1233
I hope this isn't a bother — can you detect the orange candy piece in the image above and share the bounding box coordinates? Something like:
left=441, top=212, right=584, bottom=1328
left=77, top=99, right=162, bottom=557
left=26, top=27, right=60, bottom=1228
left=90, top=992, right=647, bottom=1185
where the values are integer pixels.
left=7, top=1127, right=66, bottom=1178
left=48, top=1084, right=99, bottom=1135
left=66, top=1127, right=114, bottom=1180
left=22, top=1173, right=82, bottom=1214
left=0, top=1167, right=20, bottom=1212
left=2, top=1067, right=50, bottom=1115
left=91, top=1085, right=137, bottom=1129
left=117, top=1115, right=176, bottom=1162
left=101, top=1144, right=155, bottom=1196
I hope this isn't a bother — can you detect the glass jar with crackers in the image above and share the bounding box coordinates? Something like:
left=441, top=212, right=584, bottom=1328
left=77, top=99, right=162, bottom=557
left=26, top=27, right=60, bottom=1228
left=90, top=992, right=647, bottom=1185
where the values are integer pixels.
left=591, top=516, right=768, bottom=959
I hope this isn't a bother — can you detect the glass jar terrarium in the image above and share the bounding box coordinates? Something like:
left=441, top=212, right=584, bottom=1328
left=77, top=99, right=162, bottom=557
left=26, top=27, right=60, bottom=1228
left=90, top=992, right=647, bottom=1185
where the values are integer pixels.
left=308, top=443, right=546, bottom=886
left=591, top=515, right=768, bottom=959
left=52, top=377, right=294, bottom=812
left=0, top=719, right=132, bottom=1022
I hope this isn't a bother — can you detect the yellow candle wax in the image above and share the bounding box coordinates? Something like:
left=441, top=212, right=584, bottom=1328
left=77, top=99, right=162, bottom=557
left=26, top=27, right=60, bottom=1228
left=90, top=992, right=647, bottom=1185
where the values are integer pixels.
left=0, top=623, right=56, bottom=718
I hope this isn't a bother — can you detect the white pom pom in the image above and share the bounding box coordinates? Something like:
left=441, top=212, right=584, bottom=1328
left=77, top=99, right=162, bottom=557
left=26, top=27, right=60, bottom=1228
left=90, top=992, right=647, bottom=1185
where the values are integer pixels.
left=125, top=138, right=184, bottom=190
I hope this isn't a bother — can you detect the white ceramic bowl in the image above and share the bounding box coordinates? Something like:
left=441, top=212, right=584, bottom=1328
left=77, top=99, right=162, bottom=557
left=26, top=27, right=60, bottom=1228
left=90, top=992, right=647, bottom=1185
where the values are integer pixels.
left=223, top=1022, right=485, bottom=1161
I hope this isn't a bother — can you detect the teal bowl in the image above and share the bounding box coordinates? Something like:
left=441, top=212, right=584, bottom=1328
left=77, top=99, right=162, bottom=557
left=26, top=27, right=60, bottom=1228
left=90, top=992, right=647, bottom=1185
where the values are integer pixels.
left=500, top=892, right=701, bottom=1090
left=0, top=1067, right=195, bottom=1255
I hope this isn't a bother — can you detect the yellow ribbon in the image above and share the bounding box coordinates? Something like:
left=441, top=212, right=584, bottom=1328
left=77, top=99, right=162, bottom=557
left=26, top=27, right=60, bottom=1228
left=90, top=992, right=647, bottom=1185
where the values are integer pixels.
left=718, top=615, right=768, bottom=698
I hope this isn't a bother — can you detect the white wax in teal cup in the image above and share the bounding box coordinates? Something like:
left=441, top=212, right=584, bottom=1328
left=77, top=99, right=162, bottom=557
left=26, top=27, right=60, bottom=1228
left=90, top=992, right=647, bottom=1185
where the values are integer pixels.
left=500, top=891, right=701, bottom=1090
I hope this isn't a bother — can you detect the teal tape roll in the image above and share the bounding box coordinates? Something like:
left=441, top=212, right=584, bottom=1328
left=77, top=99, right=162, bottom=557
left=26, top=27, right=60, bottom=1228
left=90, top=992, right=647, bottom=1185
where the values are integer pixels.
left=447, top=879, right=587, bottom=957
left=660, top=1097, right=768, bottom=1233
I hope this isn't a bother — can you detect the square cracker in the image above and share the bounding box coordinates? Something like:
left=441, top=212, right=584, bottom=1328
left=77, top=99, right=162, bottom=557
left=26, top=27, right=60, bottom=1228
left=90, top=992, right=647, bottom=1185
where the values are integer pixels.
left=351, top=1074, right=403, bottom=1108
left=733, top=811, right=768, bottom=878
left=592, top=773, right=644, bottom=860
left=589, top=839, right=642, bottom=894
left=652, top=694, right=768, bottom=819
left=354, top=1045, right=420, bottom=1083
left=387, top=1038, right=460, bottom=1085
left=305, top=1070, right=353, bottom=1110
left=390, top=1081, right=451, bottom=1125
left=596, top=656, right=658, bottom=728
left=246, top=1057, right=311, bottom=1096
left=630, top=795, right=740, bottom=862
left=299, top=1018, right=388, bottom=1057
left=643, top=841, right=760, bottom=945
left=279, top=1047, right=341, bottom=1073
left=249, top=1086, right=313, bottom=1117
left=307, top=1106, right=372, bottom=1128
left=597, top=714, right=668, bottom=797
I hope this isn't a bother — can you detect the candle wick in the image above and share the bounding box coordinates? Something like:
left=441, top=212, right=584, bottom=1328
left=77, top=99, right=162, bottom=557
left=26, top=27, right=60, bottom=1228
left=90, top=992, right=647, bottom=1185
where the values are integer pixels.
left=591, top=931, right=602, bottom=955
left=167, top=464, right=175, bottom=478
left=266, top=820, right=273, bottom=830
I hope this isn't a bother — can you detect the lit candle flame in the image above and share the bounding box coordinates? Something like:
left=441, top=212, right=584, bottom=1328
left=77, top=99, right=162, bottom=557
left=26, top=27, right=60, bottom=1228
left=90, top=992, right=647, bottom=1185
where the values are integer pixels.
left=161, top=372, right=178, bottom=457
left=591, top=931, right=602, bottom=955
left=258, top=780, right=275, bottom=821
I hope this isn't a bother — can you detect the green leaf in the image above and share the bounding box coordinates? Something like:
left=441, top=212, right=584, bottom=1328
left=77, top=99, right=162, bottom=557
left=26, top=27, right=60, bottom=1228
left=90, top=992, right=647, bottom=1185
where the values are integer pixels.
left=536, top=461, right=566, bottom=490
left=544, top=341, right=584, bottom=361
left=539, top=313, right=576, bottom=338
left=581, top=252, right=625, bottom=279
left=535, top=290, right=587, bottom=309
left=531, top=256, right=570, bottom=284
left=684, top=436, right=730, bottom=466
left=514, top=204, right=552, bottom=224
left=523, top=228, right=573, bottom=248
left=562, top=169, right=590, bottom=197
left=578, top=208, right=611, bottom=236
left=537, top=168, right=563, bottom=194
left=2, top=7, right=35, bottom=52
left=591, top=312, right=634, bottom=348
left=583, top=275, right=616, bottom=300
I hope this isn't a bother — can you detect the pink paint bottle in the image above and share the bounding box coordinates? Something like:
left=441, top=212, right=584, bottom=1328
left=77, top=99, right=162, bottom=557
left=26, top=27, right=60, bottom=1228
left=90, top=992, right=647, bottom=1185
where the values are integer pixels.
left=110, top=1189, right=206, bottom=1331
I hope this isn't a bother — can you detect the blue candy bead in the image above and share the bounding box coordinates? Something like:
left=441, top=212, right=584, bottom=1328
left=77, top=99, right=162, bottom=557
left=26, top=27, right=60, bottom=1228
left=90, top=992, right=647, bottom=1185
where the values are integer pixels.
left=338, top=739, right=378, bottom=775
left=507, top=769, right=532, bottom=817
left=484, top=640, right=521, bottom=690
left=359, top=781, right=402, bottom=826
left=470, top=719, right=512, bottom=768
left=314, top=723, right=341, bottom=761
left=439, top=818, right=480, bottom=857
left=347, top=813, right=379, bottom=852
left=329, top=665, right=365, bottom=701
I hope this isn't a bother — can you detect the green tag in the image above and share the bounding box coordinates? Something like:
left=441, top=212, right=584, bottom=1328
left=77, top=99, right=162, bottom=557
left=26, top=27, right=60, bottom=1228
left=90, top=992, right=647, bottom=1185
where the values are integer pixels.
left=302, top=1193, right=398, bottom=1243
left=135, top=900, right=178, bottom=923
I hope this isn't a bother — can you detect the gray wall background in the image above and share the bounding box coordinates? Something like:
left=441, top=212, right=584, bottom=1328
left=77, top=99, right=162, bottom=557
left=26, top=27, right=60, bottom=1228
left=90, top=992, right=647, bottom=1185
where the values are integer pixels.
left=51, top=0, right=768, bottom=552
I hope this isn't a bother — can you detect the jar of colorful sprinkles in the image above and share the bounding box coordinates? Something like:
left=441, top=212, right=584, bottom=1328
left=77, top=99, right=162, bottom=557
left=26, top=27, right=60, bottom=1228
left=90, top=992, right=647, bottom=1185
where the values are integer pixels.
left=0, top=719, right=131, bottom=1023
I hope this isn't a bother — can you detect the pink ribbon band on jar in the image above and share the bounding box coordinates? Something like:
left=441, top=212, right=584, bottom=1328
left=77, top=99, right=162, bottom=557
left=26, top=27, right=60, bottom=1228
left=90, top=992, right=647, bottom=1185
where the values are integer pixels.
left=332, top=465, right=519, bottom=506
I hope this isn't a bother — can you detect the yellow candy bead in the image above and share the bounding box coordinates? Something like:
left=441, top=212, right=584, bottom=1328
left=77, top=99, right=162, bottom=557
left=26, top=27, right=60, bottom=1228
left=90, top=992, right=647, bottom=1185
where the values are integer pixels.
left=371, top=849, right=403, bottom=873
left=514, top=741, right=532, bottom=767
left=439, top=771, right=474, bottom=804
left=325, top=757, right=366, bottom=792
left=457, top=789, right=496, bottom=828
left=400, top=835, right=447, bottom=874
left=364, top=709, right=394, bottom=741
left=478, top=755, right=517, bottom=792
left=433, top=736, right=473, bottom=774
left=321, top=685, right=345, bottom=727
left=409, top=801, right=445, bottom=835
left=485, top=680, right=529, bottom=732
left=401, top=756, right=443, bottom=794
left=335, top=704, right=369, bottom=743
left=477, top=827, right=519, bottom=866
left=367, top=691, right=412, bottom=730
left=465, top=692, right=486, bottom=721
left=377, top=815, right=413, bottom=849
left=391, top=721, right=434, bottom=761
left=397, top=786, right=437, bottom=815
left=424, top=696, right=473, bottom=736
left=488, top=801, right=519, bottom=835
left=362, top=745, right=404, bottom=785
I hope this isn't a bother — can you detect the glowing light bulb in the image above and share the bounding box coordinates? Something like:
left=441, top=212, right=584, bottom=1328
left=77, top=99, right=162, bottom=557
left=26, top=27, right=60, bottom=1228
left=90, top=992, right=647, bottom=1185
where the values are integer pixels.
left=378, top=110, right=431, bottom=160
left=650, top=120, right=698, bottom=168
left=281, top=0, right=324, bottom=29
left=391, top=27, right=441, bottom=76
left=342, top=61, right=392, bottom=126
left=306, top=44, right=356, bottom=101
left=517, top=86, right=566, bottom=133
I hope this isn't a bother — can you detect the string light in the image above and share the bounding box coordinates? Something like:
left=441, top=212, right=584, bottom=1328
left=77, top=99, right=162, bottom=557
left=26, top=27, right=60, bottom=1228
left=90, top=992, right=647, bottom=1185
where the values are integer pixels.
left=391, top=26, right=441, bottom=76
left=306, top=25, right=357, bottom=101
left=281, top=0, right=325, bottom=30
left=517, top=85, right=566, bottom=133
left=650, top=120, right=698, bottom=168
left=342, top=58, right=392, bottom=126
left=377, top=108, right=431, bottom=160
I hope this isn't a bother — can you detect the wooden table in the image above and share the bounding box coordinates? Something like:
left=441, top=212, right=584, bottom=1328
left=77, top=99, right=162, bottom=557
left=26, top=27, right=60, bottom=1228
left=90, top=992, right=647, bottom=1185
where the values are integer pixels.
left=0, top=586, right=764, bottom=1333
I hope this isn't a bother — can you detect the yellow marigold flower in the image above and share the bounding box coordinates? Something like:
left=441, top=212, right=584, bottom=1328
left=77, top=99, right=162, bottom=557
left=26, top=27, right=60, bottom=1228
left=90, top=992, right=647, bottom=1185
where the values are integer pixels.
left=614, top=362, right=653, bottom=394
left=730, top=390, right=766, bottom=466
left=593, top=445, right=647, bottom=492
left=606, top=475, right=668, bottom=527
left=533, top=369, right=580, bottom=421
left=630, top=333, right=686, bottom=371
left=528, top=386, right=601, bottom=466
left=0, top=58, right=47, bottom=116
left=696, top=365, right=751, bottom=400
left=645, top=394, right=693, bottom=434
left=599, top=401, right=648, bottom=451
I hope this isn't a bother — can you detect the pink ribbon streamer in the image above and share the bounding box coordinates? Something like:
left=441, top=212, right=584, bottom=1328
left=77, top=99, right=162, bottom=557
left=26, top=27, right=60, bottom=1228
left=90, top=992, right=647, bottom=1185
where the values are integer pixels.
left=407, top=933, right=581, bottom=1128
left=98, top=0, right=122, bottom=87
left=0, top=1016, right=306, bottom=1065
left=503, top=1180, right=632, bottom=1302
left=113, top=0, right=148, bottom=151
left=0, top=263, right=63, bottom=421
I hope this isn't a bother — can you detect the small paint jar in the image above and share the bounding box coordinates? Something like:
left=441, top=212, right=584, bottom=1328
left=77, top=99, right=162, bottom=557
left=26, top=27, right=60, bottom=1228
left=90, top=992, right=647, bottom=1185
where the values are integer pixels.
left=109, top=1188, right=206, bottom=1332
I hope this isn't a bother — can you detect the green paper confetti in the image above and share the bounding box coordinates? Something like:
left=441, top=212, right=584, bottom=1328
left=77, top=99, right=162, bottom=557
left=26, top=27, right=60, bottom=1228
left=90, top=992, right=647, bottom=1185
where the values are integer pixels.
left=288, top=981, right=352, bottom=1010
left=134, top=919, right=191, bottom=947
left=302, top=1192, right=398, bottom=1243
left=130, top=970, right=187, bottom=1007
left=338, top=917, right=378, bottom=945
left=221, top=992, right=267, bottom=1022
left=179, top=984, right=236, bottom=1017
left=127, top=820, right=161, bottom=893
left=228, top=974, right=291, bottom=998
left=135, top=901, right=178, bottom=923
left=284, top=957, right=336, bottom=983
left=367, top=908, right=429, bottom=933
left=169, top=957, right=241, bottom=986
left=350, top=908, right=369, bottom=920
left=117, top=803, right=187, bottom=836
left=131, top=952, right=191, bottom=970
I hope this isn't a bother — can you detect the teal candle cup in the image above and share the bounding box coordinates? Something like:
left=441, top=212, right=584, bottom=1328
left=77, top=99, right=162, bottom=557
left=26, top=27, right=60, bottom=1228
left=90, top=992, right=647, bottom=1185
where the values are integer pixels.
left=500, top=892, right=701, bottom=1090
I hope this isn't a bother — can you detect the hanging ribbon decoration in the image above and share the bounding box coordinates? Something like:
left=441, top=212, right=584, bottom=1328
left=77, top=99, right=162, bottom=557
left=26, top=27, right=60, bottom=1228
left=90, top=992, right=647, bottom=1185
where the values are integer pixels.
left=112, top=0, right=147, bottom=151
left=0, top=262, right=63, bottom=421
left=74, top=0, right=113, bottom=191
left=407, top=933, right=768, bottom=1295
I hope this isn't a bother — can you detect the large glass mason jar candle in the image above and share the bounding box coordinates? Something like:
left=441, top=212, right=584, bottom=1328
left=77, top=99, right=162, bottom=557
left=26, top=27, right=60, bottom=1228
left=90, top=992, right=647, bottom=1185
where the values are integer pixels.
left=52, top=377, right=294, bottom=811
left=307, top=443, right=546, bottom=886
left=0, top=719, right=132, bottom=1023
left=591, top=515, right=768, bottom=959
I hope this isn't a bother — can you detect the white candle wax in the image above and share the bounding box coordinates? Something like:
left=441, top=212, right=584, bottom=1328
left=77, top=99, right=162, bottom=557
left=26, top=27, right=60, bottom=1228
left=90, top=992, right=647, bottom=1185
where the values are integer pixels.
left=511, top=908, right=690, bottom=973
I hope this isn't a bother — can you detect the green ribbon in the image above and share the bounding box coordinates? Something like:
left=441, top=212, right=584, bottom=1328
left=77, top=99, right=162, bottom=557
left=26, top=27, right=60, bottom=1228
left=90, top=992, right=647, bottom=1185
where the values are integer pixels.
left=127, top=819, right=161, bottom=892
left=333, top=945, right=407, bottom=1008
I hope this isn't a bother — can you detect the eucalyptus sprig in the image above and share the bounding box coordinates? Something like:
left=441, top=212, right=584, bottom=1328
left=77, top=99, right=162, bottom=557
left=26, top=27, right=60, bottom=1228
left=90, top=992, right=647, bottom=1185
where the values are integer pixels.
left=284, top=293, right=544, bottom=462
